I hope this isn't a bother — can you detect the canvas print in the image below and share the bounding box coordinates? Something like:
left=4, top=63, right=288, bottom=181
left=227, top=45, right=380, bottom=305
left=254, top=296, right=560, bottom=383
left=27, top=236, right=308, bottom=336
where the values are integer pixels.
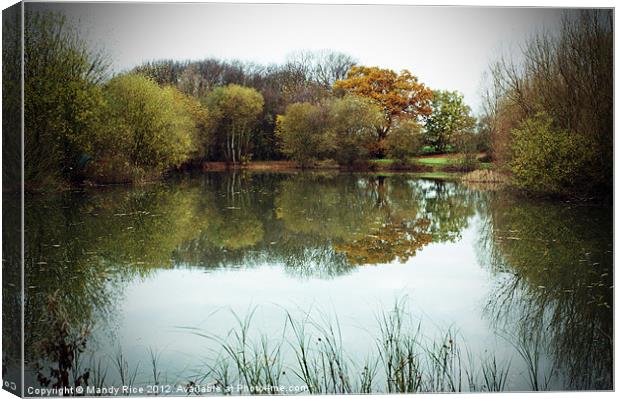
left=1, top=1, right=614, bottom=396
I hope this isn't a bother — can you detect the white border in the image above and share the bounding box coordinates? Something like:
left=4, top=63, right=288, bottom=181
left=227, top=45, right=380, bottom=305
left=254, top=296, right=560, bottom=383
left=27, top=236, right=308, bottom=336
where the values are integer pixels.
left=0, top=2, right=616, bottom=399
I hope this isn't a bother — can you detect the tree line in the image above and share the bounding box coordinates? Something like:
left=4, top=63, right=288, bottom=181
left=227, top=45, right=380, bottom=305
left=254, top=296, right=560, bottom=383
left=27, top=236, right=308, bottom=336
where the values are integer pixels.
left=11, top=10, right=479, bottom=190
left=7, top=9, right=611, bottom=197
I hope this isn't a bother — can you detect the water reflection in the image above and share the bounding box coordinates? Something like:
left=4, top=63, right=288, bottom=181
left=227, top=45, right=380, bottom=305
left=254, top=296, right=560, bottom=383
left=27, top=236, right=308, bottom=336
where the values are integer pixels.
left=480, top=192, right=613, bottom=389
left=22, top=172, right=612, bottom=392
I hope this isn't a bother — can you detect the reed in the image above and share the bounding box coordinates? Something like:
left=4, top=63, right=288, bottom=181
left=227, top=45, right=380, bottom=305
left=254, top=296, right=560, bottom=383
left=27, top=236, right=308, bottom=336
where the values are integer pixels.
left=113, top=350, right=139, bottom=394
left=376, top=299, right=423, bottom=393
left=140, top=300, right=561, bottom=394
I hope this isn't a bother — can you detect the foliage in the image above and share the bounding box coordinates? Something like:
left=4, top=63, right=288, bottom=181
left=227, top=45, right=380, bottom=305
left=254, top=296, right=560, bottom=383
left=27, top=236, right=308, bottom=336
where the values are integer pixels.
left=484, top=10, right=612, bottom=195
left=24, top=7, right=612, bottom=197
left=333, top=66, right=433, bottom=142
left=423, top=90, right=476, bottom=153
left=169, top=88, right=212, bottom=160
left=132, top=51, right=354, bottom=161
left=509, top=113, right=595, bottom=195
left=275, top=95, right=382, bottom=167
left=207, top=84, right=264, bottom=163
left=326, top=95, right=384, bottom=166
left=91, top=74, right=196, bottom=182
left=275, top=103, right=330, bottom=168
left=454, top=153, right=479, bottom=172
left=23, top=10, right=109, bottom=188
left=385, top=118, right=424, bottom=162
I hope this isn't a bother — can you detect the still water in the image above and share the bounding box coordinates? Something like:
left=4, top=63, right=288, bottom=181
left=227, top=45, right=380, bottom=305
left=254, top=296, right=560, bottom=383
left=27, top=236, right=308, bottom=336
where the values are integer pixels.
left=16, top=172, right=613, bottom=393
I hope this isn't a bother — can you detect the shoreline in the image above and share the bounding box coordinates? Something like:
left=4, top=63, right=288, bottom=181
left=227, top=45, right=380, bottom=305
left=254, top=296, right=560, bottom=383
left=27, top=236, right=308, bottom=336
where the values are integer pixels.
left=199, top=155, right=481, bottom=173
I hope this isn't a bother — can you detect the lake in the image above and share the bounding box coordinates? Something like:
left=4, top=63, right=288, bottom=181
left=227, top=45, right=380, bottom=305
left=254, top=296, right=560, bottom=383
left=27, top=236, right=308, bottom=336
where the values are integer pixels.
left=14, top=171, right=613, bottom=393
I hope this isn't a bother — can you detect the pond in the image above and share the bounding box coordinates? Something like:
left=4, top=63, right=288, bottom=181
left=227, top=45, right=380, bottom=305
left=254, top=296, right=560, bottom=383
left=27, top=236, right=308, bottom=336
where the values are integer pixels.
left=10, top=171, right=613, bottom=393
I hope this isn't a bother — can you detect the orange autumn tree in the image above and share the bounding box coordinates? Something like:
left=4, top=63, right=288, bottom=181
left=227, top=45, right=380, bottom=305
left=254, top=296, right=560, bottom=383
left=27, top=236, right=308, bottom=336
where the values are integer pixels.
left=333, top=66, right=433, bottom=155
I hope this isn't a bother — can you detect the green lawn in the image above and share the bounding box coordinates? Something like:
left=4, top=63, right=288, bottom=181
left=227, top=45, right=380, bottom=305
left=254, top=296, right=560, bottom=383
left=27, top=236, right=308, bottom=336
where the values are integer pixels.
left=370, top=156, right=455, bottom=166
left=413, top=156, right=455, bottom=167
left=369, top=154, right=493, bottom=173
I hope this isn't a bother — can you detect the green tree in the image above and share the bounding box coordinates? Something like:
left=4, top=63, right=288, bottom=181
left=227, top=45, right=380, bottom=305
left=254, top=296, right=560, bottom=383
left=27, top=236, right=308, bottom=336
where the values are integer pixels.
left=93, top=74, right=196, bottom=182
left=385, top=118, right=424, bottom=163
left=423, top=90, right=476, bottom=153
left=207, top=84, right=264, bottom=163
left=275, top=95, right=382, bottom=167
left=169, top=88, right=212, bottom=160
left=23, top=11, right=109, bottom=188
left=326, top=95, right=384, bottom=166
left=275, top=102, right=330, bottom=168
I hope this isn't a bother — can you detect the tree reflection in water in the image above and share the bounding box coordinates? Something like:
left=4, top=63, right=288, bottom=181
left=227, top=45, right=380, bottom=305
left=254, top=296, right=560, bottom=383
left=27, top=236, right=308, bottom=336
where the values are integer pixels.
left=479, top=192, right=613, bottom=389
left=21, top=172, right=612, bottom=392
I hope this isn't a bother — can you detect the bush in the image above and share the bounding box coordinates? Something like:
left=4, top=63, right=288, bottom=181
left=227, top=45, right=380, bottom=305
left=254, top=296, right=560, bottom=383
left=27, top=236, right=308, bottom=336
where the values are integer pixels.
left=83, top=155, right=139, bottom=185
left=478, top=153, right=493, bottom=163
left=326, top=95, right=384, bottom=166
left=454, top=153, right=479, bottom=172
left=510, top=113, right=595, bottom=195
left=385, top=119, right=423, bottom=163
left=276, top=95, right=383, bottom=168
left=275, top=102, right=330, bottom=168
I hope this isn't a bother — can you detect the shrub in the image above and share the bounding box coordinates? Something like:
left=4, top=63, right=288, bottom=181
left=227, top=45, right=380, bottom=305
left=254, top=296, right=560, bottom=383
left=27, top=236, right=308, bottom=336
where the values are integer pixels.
left=454, top=153, right=479, bottom=172
left=275, top=102, right=330, bottom=168
left=276, top=95, right=383, bottom=168
left=326, top=95, right=383, bottom=166
left=385, top=119, right=423, bottom=163
left=510, top=113, right=595, bottom=195
left=478, top=153, right=493, bottom=163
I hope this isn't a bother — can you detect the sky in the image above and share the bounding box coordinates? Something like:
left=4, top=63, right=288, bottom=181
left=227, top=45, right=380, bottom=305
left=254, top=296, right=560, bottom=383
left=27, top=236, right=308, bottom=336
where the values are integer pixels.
left=27, top=1, right=572, bottom=113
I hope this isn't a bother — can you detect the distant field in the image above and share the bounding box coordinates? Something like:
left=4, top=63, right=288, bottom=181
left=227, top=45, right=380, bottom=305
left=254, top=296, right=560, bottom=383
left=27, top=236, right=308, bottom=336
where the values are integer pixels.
left=369, top=153, right=493, bottom=173
left=369, top=156, right=456, bottom=166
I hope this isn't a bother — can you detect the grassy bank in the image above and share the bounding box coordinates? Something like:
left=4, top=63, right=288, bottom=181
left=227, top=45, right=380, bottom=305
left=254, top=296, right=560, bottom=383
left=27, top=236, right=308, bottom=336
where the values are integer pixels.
left=201, top=153, right=493, bottom=174
left=372, top=153, right=492, bottom=170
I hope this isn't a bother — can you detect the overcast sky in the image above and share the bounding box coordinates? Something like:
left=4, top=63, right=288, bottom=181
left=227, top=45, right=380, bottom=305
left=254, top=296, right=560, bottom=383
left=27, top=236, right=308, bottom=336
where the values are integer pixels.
left=27, top=2, right=572, bottom=113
